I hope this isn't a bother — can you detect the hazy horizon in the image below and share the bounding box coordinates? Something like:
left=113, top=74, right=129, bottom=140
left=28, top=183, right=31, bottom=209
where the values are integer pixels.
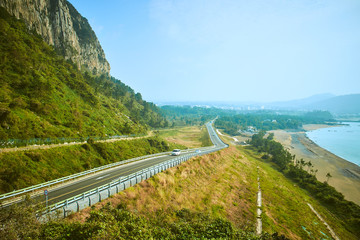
left=154, top=92, right=335, bottom=104
left=70, top=0, right=360, bottom=103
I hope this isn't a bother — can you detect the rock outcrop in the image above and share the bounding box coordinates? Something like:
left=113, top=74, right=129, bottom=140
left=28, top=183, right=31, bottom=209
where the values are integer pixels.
left=0, top=0, right=110, bottom=75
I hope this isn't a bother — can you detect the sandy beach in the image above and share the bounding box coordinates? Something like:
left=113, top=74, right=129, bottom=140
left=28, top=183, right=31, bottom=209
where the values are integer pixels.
left=270, top=125, right=360, bottom=205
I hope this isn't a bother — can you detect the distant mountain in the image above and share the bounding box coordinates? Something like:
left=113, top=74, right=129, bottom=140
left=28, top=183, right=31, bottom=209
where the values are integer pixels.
left=268, top=93, right=336, bottom=109
left=158, top=93, right=360, bottom=116
left=304, top=94, right=360, bottom=115
left=260, top=93, right=360, bottom=115
left=0, top=6, right=167, bottom=140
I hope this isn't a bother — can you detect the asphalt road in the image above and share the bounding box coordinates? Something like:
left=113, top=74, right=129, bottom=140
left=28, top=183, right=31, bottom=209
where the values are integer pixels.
left=39, top=154, right=177, bottom=205
left=35, top=122, right=226, bottom=206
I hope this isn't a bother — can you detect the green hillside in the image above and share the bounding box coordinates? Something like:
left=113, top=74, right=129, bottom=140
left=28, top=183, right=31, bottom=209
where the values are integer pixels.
left=0, top=7, right=167, bottom=141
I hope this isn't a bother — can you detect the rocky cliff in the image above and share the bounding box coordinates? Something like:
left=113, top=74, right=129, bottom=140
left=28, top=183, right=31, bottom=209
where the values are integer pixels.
left=0, top=0, right=110, bottom=75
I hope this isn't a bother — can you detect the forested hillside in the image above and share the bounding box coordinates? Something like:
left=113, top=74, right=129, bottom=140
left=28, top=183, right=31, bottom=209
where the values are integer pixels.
left=215, top=111, right=335, bottom=135
left=160, top=105, right=235, bottom=126
left=0, top=7, right=167, bottom=140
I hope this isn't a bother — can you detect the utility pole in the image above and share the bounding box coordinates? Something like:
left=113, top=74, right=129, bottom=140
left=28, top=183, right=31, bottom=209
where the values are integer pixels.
left=44, top=189, right=48, bottom=208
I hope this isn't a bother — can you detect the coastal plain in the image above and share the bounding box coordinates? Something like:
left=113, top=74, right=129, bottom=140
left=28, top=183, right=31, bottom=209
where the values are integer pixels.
left=270, top=124, right=360, bottom=205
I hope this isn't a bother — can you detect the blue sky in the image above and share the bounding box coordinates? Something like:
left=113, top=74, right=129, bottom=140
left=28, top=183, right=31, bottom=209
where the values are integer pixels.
left=69, top=0, right=360, bottom=103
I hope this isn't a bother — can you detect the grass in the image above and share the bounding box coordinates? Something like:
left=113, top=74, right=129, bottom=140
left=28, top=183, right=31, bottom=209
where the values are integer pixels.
left=242, top=147, right=358, bottom=240
left=67, top=146, right=357, bottom=239
left=70, top=147, right=258, bottom=230
left=157, top=125, right=212, bottom=148
left=215, top=129, right=235, bottom=144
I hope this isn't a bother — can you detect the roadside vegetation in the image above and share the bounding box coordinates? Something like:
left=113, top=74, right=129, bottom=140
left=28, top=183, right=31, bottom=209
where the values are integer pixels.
left=249, top=131, right=360, bottom=237
left=0, top=147, right=273, bottom=239
left=3, top=146, right=357, bottom=239
left=0, top=198, right=265, bottom=240
left=156, top=125, right=212, bottom=148
left=0, top=137, right=184, bottom=193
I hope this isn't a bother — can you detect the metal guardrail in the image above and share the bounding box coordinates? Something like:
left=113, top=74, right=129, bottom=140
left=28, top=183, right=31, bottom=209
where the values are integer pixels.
left=3, top=120, right=228, bottom=211
left=1, top=121, right=225, bottom=201
left=40, top=121, right=228, bottom=217
left=43, top=145, right=227, bottom=218
left=0, top=151, right=176, bottom=201
left=0, top=148, right=201, bottom=201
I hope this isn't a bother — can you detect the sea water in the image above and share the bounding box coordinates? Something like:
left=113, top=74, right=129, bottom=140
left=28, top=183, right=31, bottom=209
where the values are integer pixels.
left=306, top=122, right=360, bottom=166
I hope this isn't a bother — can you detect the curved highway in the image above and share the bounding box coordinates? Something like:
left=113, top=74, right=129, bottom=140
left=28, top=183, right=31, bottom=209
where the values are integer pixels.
left=8, top=121, right=227, bottom=207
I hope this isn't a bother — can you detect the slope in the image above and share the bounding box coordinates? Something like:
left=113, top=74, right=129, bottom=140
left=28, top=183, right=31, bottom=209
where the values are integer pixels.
left=0, top=7, right=167, bottom=141
left=34, top=146, right=357, bottom=239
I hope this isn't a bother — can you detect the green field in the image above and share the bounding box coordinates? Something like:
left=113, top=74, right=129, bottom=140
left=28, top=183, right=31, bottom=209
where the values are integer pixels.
left=157, top=125, right=212, bottom=148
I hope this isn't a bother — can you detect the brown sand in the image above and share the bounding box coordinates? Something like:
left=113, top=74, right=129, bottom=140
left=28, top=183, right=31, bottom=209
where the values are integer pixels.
left=270, top=125, right=360, bottom=205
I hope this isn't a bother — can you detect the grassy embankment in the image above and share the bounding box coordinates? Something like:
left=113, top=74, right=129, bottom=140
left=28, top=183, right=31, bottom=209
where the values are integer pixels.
left=242, top=148, right=357, bottom=239
left=157, top=125, right=212, bottom=148
left=0, top=136, right=185, bottom=194
left=41, top=145, right=356, bottom=239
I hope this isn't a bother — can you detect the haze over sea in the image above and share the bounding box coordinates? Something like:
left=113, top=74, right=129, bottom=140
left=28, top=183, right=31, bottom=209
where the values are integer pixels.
left=307, top=122, right=360, bottom=166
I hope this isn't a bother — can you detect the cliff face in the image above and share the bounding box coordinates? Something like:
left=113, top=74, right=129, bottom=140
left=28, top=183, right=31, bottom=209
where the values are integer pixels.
left=0, top=0, right=110, bottom=75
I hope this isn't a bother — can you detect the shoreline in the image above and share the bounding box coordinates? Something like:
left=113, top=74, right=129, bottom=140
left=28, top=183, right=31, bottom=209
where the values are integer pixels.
left=270, top=124, right=360, bottom=205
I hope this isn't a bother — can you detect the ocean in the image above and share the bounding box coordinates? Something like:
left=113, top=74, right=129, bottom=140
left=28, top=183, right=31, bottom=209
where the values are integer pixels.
left=306, top=122, right=360, bottom=166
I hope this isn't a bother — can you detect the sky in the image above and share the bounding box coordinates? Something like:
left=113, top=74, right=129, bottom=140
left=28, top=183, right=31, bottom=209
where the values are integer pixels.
left=69, top=0, right=360, bottom=103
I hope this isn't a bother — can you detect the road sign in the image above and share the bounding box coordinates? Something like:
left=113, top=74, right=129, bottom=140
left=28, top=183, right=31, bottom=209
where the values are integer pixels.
left=44, top=189, right=48, bottom=196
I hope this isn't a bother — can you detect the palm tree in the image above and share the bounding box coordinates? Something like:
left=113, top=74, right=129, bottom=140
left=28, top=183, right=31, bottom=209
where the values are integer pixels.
left=300, top=158, right=305, bottom=169
left=326, top=172, right=332, bottom=183
left=306, top=161, right=313, bottom=172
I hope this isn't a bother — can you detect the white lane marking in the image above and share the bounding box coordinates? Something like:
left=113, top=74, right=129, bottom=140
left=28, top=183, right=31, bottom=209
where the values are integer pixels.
left=96, top=174, right=110, bottom=180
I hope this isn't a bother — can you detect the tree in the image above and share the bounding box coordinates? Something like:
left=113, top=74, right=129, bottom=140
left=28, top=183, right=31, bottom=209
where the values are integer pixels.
left=306, top=161, right=313, bottom=172
left=267, top=132, right=274, bottom=140
left=299, top=158, right=305, bottom=169
left=326, top=172, right=332, bottom=183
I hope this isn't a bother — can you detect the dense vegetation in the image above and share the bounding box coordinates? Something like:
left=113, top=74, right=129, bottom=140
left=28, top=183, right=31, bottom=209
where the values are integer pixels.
left=0, top=7, right=167, bottom=141
left=0, top=137, right=181, bottom=193
left=249, top=132, right=360, bottom=236
left=160, top=105, right=235, bottom=127
left=0, top=200, right=288, bottom=240
left=215, top=111, right=335, bottom=135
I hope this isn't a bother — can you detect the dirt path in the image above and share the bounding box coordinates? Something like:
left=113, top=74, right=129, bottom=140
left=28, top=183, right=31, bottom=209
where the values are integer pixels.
left=0, top=132, right=153, bottom=154
left=256, top=166, right=262, bottom=236
left=307, top=203, right=340, bottom=240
